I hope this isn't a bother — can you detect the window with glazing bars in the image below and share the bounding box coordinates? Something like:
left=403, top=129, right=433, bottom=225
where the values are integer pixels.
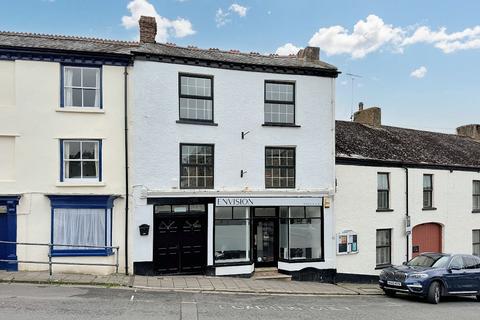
left=179, top=74, right=213, bottom=122
left=63, top=66, right=101, bottom=108
left=180, top=144, right=214, bottom=189
left=376, top=229, right=391, bottom=266
left=377, top=173, right=390, bottom=210
left=264, top=81, right=295, bottom=124
left=474, top=230, right=480, bottom=257
left=473, top=181, right=480, bottom=211
left=423, top=174, right=433, bottom=208
left=265, top=147, right=295, bottom=188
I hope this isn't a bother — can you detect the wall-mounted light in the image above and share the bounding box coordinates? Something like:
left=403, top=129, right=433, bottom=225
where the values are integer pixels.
left=240, top=170, right=247, bottom=178
left=241, top=131, right=250, bottom=140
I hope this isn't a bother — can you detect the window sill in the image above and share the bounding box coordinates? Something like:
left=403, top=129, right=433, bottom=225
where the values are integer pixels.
left=214, top=261, right=253, bottom=267
left=375, top=264, right=392, bottom=270
left=56, top=181, right=105, bottom=187
left=262, top=123, right=301, bottom=128
left=176, top=120, right=218, bottom=126
left=472, top=209, right=480, bottom=213
left=278, top=258, right=325, bottom=263
left=422, top=207, right=437, bottom=211
left=376, top=209, right=394, bottom=212
left=51, top=249, right=113, bottom=257
left=56, top=107, right=104, bottom=114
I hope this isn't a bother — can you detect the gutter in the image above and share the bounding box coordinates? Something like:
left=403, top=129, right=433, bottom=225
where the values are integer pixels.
left=124, top=66, right=129, bottom=275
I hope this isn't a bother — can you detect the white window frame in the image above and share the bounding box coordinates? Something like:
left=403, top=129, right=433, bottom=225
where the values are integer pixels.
left=63, top=66, right=101, bottom=108
left=62, top=140, right=101, bottom=182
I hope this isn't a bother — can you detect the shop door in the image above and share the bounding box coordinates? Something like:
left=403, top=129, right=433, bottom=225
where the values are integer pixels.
left=412, top=223, right=442, bottom=257
left=153, top=215, right=207, bottom=274
left=253, top=208, right=278, bottom=267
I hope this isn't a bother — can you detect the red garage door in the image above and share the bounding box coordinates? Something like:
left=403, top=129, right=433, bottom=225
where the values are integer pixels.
left=412, top=223, right=442, bottom=257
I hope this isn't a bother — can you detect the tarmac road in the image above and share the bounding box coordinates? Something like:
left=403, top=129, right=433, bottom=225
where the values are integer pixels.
left=0, top=283, right=479, bottom=320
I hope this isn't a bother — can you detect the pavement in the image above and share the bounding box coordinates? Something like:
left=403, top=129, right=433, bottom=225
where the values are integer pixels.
left=0, top=270, right=382, bottom=296
left=1, top=283, right=479, bottom=320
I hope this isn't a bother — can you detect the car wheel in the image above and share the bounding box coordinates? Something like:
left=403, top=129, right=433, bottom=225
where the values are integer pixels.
left=476, top=295, right=480, bottom=302
left=384, top=289, right=396, bottom=297
left=427, top=282, right=441, bottom=304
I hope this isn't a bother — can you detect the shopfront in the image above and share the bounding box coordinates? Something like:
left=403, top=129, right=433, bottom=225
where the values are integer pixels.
left=213, top=197, right=325, bottom=276
left=134, top=196, right=333, bottom=278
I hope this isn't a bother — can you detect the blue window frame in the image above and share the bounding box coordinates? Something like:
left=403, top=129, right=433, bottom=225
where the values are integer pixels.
left=60, top=139, right=102, bottom=182
left=47, top=195, right=117, bottom=257
left=60, top=65, right=102, bottom=108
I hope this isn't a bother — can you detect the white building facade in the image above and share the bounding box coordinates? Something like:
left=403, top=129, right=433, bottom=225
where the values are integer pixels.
left=0, top=32, right=133, bottom=274
left=334, top=108, right=480, bottom=282
left=130, top=17, right=339, bottom=279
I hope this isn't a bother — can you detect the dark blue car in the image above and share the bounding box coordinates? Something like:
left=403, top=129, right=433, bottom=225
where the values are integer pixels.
left=379, top=253, right=480, bottom=304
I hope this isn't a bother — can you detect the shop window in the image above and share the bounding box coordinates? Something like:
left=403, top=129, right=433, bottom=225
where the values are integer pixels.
left=48, top=195, right=116, bottom=256
left=337, top=231, right=358, bottom=255
left=279, top=206, right=323, bottom=261
left=215, top=207, right=250, bottom=264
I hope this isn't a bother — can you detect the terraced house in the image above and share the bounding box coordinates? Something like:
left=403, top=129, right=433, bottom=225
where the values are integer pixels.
left=130, top=17, right=339, bottom=279
left=334, top=105, right=480, bottom=281
left=0, top=31, right=134, bottom=274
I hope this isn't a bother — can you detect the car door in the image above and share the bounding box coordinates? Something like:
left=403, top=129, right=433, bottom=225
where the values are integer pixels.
left=470, top=256, right=480, bottom=293
left=461, top=255, right=479, bottom=293
left=444, top=255, right=466, bottom=293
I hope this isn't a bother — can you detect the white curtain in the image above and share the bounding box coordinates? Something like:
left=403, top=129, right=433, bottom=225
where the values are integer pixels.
left=94, top=69, right=101, bottom=107
left=53, top=208, right=105, bottom=250
left=64, top=67, right=73, bottom=106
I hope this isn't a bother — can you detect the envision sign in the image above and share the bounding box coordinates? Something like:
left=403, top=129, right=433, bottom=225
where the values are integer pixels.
left=216, top=197, right=323, bottom=207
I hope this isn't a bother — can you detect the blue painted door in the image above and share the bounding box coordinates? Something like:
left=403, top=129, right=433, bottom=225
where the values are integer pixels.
left=0, top=196, right=20, bottom=271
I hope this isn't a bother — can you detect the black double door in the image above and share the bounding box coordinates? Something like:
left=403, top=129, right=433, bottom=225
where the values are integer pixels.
left=153, top=215, right=207, bottom=274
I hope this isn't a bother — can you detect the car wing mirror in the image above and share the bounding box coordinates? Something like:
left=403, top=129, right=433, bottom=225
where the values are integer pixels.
left=402, top=261, right=407, bottom=266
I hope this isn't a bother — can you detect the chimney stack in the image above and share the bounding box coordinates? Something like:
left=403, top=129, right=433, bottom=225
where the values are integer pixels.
left=139, top=16, right=157, bottom=43
left=353, top=105, right=381, bottom=127
left=296, top=46, right=320, bottom=61
left=456, top=124, right=480, bottom=140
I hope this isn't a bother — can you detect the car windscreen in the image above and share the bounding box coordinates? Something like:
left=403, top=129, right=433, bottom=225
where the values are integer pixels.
left=407, top=255, right=450, bottom=268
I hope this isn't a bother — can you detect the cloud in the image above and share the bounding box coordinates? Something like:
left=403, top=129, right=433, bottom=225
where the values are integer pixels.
left=215, top=8, right=230, bottom=27
left=122, top=0, right=195, bottom=42
left=215, top=3, right=248, bottom=27
left=308, top=15, right=404, bottom=59
left=275, top=43, right=302, bottom=56
left=410, top=66, right=427, bottom=78
left=229, top=4, right=248, bottom=17
left=277, top=14, right=480, bottom=59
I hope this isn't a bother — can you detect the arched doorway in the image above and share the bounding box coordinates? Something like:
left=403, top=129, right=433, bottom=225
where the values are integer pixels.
left=412, top=223, right=442, bottom=257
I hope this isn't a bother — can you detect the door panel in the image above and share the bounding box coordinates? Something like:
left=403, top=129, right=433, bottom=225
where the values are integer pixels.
left=412, top=223, right=442, bottom=257
left=153, top=215, right=206, bottom=274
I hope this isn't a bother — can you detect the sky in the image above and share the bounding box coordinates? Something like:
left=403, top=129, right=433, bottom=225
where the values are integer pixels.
left=1, top=0, right=479, bottom=133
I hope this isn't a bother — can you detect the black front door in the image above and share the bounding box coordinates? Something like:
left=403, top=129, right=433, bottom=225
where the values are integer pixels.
left=153, top=215, right=207, bottom=274
left=253, top=208, right=278, bottom=267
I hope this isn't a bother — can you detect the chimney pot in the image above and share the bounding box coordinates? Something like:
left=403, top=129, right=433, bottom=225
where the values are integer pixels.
left=296, top=46, right=320, bottom=61
left=456, top=124, right=480, bottom=140
left=353, top=106, right=381, bottom=127
left=358, top=102, right=364, bottom=111
left=139, top=16, right=157, bottom=43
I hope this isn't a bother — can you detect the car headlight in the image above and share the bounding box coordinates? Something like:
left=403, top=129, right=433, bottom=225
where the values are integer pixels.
left=408, top=273, right=429, bottom=279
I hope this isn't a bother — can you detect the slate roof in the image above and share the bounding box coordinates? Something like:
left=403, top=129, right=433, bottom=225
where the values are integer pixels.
left=336, top=120, right=480, bottom=169
left=0, top=31, right=338, bottom=73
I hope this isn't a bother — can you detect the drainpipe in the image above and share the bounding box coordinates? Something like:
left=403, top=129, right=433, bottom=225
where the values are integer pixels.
left=124, top=66, right=129, bottom=275
left=405, top=167, right=410, bottom=262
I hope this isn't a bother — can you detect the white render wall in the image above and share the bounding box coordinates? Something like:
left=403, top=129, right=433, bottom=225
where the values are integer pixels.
left=0, top=60, right=128, bottom=274
left=335, top=164, right=480, bottom=276
left=130, top=60, right=336, bottom=271
left=131, top=61, right=335, bottom=193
